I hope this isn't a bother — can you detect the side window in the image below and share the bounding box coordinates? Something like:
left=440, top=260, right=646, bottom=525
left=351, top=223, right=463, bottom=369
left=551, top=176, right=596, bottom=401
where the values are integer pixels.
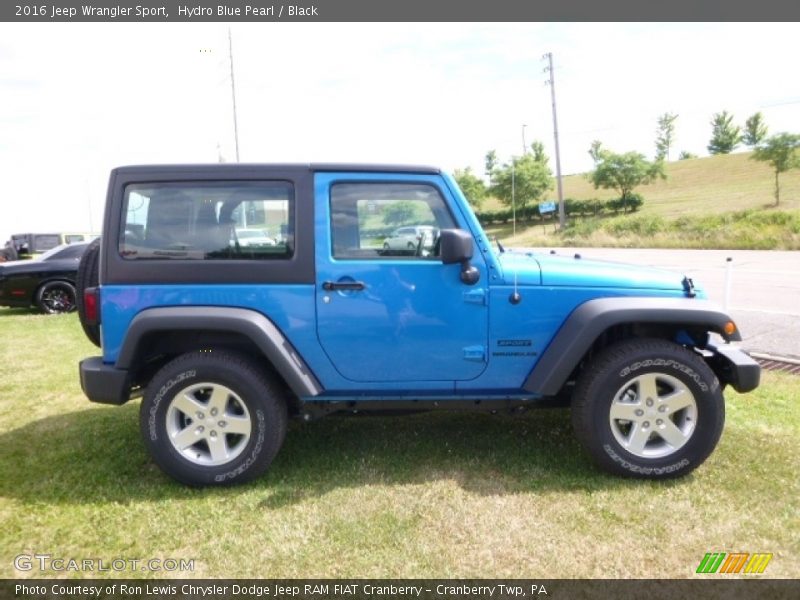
left=33, top=235, right=61, bottom=253
left=120, top=181, right=294, bottom=260
left=330, top=182, right=456, bottom=260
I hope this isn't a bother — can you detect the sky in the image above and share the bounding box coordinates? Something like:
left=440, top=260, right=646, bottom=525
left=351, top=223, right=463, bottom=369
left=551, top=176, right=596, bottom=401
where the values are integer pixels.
left=1, top=22, right=799, bottom=242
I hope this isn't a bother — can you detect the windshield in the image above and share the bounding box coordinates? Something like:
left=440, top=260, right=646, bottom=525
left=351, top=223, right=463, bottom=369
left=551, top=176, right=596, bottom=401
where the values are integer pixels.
left=38, top=243, right=85, bottom=261
left=37, top=244, right=69, bottom=260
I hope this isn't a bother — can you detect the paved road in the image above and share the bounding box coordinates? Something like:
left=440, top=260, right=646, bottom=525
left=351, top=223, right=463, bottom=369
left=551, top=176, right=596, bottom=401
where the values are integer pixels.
left=541, top=248, right=800, bottom=359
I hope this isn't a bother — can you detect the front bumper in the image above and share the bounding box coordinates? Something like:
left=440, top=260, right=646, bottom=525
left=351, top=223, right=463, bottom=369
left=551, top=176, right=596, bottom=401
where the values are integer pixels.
left=79, top=357, right=131, bottom=405
left=707, top=344, right=761, bottom=393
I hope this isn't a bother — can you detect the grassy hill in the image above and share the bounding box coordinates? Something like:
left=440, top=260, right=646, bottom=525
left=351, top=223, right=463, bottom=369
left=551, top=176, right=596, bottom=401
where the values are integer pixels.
left=482, top=152, right=800, bottom=249
left=562, top=152, right=800, bottom=216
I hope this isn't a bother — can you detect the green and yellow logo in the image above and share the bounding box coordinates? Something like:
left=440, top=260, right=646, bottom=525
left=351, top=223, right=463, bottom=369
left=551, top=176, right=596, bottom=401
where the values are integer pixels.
left=696, top=552, right=773, bottom=574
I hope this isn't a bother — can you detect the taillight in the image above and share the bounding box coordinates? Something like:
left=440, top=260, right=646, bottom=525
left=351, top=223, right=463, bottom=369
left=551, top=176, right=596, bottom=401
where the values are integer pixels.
left=84, top=287, right=100, bottom=325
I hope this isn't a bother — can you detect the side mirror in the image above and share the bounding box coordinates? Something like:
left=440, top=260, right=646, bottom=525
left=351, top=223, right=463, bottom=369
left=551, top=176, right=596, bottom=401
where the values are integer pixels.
left=439, top=229, right=480, bottom=285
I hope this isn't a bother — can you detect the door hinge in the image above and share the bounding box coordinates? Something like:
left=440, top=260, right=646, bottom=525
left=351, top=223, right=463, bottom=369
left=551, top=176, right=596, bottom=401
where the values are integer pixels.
left=463, top=288, right=486, bottom=305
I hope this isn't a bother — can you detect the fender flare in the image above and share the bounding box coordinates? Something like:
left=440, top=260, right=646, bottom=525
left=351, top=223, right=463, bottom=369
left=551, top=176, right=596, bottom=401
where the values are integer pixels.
left=523, top=297, right=741, bottom=396
left=116, top=306, right=323, bottom=397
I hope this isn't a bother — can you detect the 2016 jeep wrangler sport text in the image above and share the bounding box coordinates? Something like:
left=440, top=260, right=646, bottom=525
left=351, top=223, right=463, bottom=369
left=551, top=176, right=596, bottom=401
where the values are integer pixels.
left=78, top=164, right=760, bottom=485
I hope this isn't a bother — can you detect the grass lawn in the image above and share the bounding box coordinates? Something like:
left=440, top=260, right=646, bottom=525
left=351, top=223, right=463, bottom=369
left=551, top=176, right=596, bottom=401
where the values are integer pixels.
left=1, top=310, right=798, bottom=579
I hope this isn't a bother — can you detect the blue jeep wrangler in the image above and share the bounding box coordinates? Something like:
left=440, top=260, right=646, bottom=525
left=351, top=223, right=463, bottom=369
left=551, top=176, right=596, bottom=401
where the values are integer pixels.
left=77, top=164, right=760, bottom=485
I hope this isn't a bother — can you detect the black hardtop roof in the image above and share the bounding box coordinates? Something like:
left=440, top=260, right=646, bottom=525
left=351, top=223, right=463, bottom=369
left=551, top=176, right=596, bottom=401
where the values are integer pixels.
left=112, top=163, right=442, bottom=176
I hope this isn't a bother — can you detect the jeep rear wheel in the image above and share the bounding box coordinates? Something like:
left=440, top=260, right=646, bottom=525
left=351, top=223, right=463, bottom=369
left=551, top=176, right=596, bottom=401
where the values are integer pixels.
left=571, top=338, right=724, bottom=479
left=140, top=350, right=287, bottom=486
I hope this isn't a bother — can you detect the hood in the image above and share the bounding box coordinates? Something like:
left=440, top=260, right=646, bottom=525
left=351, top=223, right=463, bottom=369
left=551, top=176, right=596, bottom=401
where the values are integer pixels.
left=499, top=249, right=693, bottom=292
left=0, top=257, right=66, bottom=277
left=0, top=259, right=32, bottom=269
left=496, top=251, right=543, bottom=285
left=0, top=259, right=36, bottom=274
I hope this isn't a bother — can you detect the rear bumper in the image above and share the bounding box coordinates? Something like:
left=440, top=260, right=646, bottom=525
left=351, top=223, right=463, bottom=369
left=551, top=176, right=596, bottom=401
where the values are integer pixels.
left=79, top=357, right=131, bottom=405
left=707, top=344, right=761, bottom=393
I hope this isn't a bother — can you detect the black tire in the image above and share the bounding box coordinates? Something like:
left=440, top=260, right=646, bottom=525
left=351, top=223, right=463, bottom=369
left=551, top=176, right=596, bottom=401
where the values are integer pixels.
left=36, top=281, right=77, bottom=314
left=76, top=237, right=101, bottom=346
left=571, top=338, right=724, bottom=479
left=140, top=350, right=288, bottom=486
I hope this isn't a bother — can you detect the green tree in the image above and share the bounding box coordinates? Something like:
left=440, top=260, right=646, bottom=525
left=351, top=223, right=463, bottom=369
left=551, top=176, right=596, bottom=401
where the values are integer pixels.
left=530, top=141, right=548, bottom=165
left=678, top=150, right=698, bottom=160
left=490, top=153, right=553, bottom=209
left=382, top=201, right=418, bottom=226
left=590, top=149, right=665, bottom=213
left=743, top=112, right=768, bottom=147
left=588, top=140, right=604, bottom=164
left=655, top=112, right=678, bottom=161
left=453, top=167, right=487, bottom=209
left=751, top=132, right=800, bottom=206
left=484, top=150, right=498, bottom=182
left=708, top=111, right=741, bottom=154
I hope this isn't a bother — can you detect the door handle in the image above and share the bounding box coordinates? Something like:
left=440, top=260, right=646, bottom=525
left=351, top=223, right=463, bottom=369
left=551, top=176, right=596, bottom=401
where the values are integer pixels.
left=322, top=281, right=365, bottom=291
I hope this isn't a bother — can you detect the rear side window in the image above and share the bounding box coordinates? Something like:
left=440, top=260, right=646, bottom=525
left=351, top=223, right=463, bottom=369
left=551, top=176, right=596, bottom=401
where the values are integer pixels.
left=120, top=181, right=294, bottom=260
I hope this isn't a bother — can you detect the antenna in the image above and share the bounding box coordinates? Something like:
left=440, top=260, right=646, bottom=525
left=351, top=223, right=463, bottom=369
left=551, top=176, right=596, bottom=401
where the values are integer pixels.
left=510, top=266, right=520, bottom=304
left=511, top=157, right=517, bottom=239
left=509, top=155, right=521, bottom=305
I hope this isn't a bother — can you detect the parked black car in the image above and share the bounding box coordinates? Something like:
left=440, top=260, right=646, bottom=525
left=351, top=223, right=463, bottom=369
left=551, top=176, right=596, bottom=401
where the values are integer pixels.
left=0, top=242, right=89, bottom=313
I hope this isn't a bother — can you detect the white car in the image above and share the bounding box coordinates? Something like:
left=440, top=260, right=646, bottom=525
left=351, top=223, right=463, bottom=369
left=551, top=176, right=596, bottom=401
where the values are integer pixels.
left=236, top=228, right=277, bottom=247
left=383, top=226, right=438, bottom=254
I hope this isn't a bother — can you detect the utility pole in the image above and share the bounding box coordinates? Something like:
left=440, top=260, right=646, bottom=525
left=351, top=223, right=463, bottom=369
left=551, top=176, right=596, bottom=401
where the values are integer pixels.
left=228, top=28, right=241, bottom=162
left=521, top=124, right=528, bottom=155
left=543, top=52, right=565, bottom=229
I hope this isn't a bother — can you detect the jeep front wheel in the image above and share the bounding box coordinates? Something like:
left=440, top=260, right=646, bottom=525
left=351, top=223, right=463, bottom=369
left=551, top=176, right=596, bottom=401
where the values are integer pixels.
left=140, top=350, right=287, bottom=486
left=571, top=338, right=724, bottom=479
